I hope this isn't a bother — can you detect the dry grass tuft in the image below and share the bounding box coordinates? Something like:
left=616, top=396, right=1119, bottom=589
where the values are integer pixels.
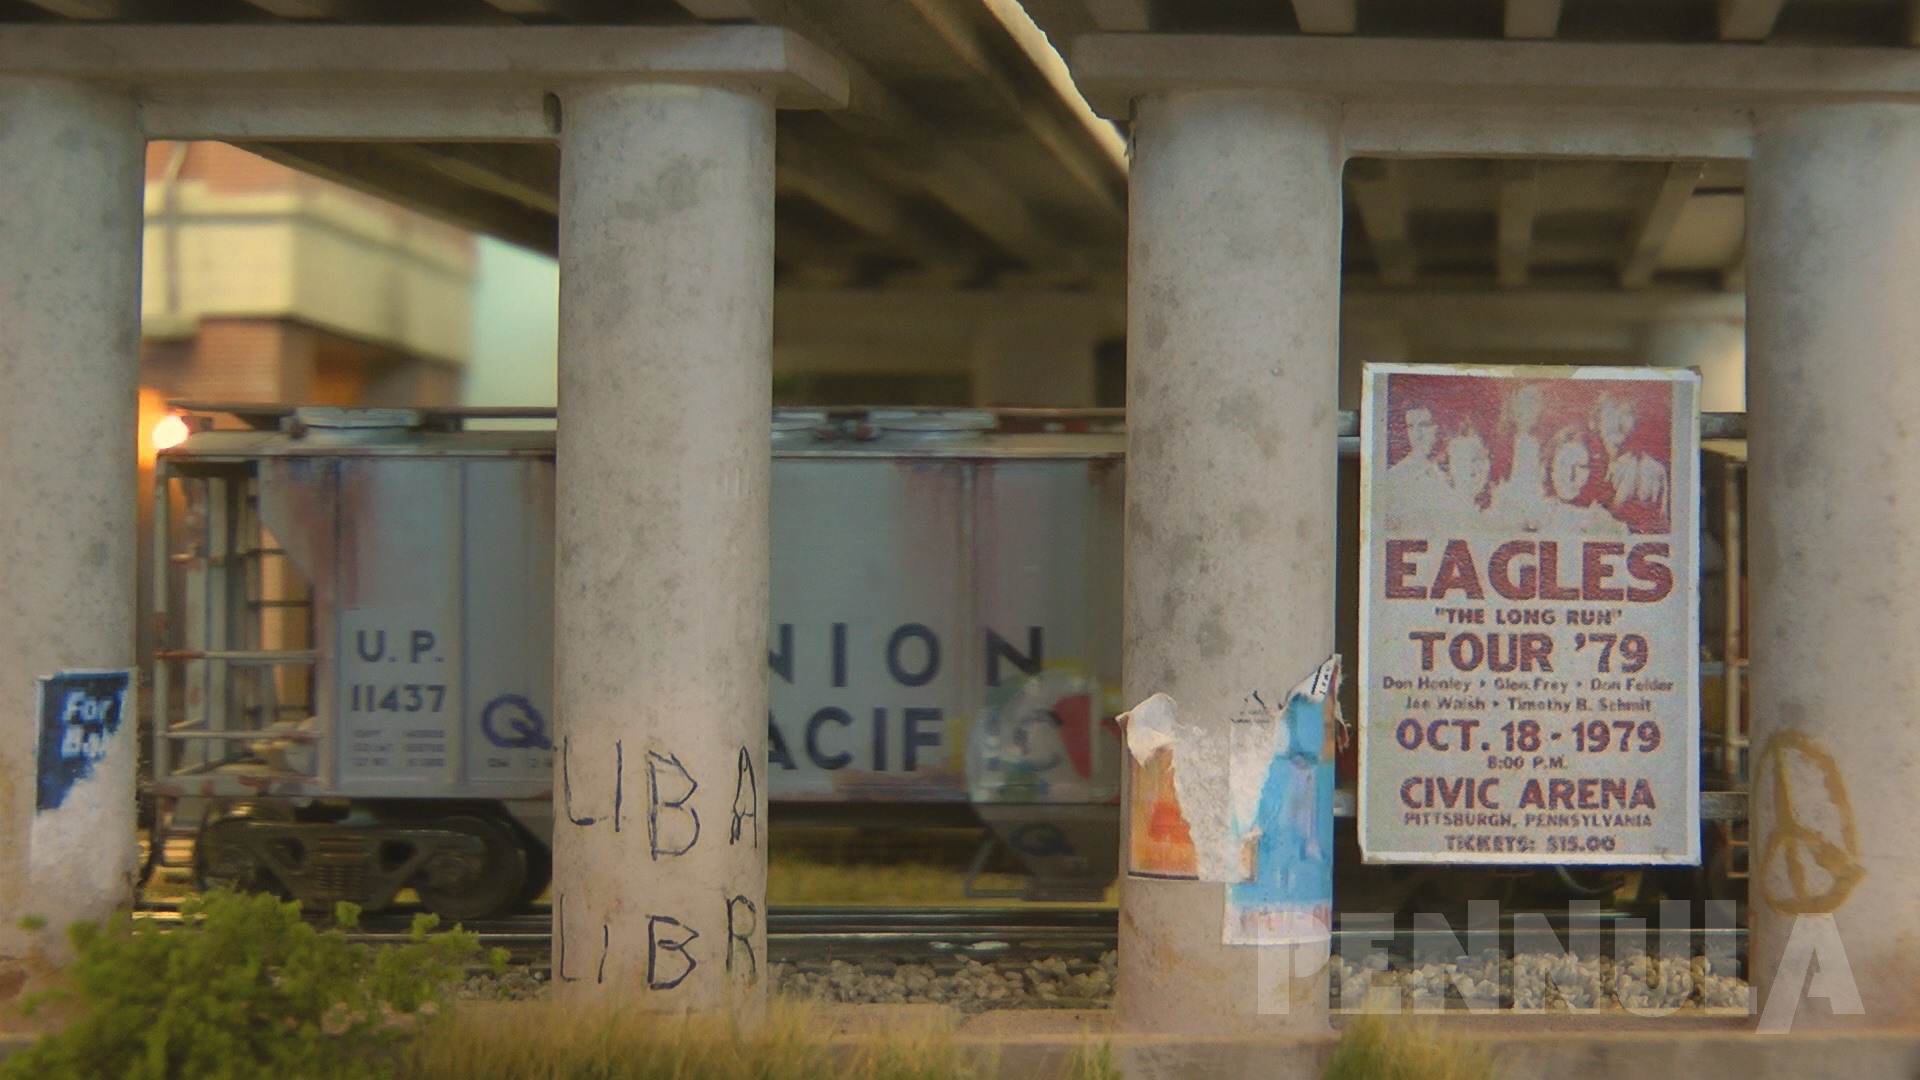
left=1323, top=1013, right=1495, bottom=1080
left=401, top=999, right=1119, bottom=1080
left=767, top=851, right=1035, bottom=907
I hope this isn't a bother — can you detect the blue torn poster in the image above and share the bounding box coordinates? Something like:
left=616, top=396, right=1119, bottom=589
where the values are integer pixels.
left=1224, top=656, right=1340, bottom=945
left=36, top=670, right=131, bottom=811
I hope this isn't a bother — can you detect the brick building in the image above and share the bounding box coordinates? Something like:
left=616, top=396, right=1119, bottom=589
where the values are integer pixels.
left=139, top=141, right=474, bottom=410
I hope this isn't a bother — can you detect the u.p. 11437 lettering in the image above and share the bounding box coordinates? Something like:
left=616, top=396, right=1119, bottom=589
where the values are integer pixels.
left=347, top=683, right=447, bottom=713
left=339, top=612, right=456, bottom=779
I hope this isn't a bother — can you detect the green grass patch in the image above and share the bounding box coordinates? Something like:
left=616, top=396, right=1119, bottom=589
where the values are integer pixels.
left=1324, top=1013, right=1494, bottom=1080
left=768, top=849, right=1037, bottom=906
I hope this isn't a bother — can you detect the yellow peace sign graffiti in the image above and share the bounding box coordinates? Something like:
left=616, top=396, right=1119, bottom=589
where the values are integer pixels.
left=1753, top=731, right=1866, bottom=916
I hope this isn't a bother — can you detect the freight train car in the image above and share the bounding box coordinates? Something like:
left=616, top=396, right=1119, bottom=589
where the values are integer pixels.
left=148, top=405, right=1748, bottom=921
left=146, top=407, right=1125, bottom=918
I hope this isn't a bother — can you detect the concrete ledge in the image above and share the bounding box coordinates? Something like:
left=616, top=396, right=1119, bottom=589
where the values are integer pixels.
left=0, top=26, right=849, bottom=111
left=1071, top=35, right=1920, bottom=119
left=942, top=1010, right=1920, bottom=1079
left=25, top=1000, right=1906, bottom=1077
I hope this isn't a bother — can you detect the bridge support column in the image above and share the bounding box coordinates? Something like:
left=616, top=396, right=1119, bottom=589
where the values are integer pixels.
left=553, top=81, right=774, bottom=1015
left=0, top=78, right=143, bottom=987
left=1119, top=89, right=1342, bottom=1035
left=1746, top=101, right=1920, bottom=1030
left=1339, top=317, right=1409, bottom=413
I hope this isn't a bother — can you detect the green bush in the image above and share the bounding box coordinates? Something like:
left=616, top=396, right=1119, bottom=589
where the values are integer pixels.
left=1, top=889, right=487, bottom=1080
left=1323, top=1013, right=1494, bottom=1080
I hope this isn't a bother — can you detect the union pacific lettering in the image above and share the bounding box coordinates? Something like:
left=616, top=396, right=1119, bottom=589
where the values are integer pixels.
left=765, top=623, right=1042, bottom=773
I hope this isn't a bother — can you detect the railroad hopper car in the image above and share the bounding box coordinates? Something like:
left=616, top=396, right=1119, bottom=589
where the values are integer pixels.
left=147, top=408, right=1126, bottom=919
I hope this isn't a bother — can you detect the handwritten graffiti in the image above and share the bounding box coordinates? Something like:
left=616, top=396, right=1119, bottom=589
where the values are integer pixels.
left=552, top=741, right=770, bottom=995
left=647, top=915, right=699, bottom=990
left=554, top=895, right=608, bottom=984
left=648, top=750, right=700, bottom=858
left=554, top=893, right=769, bottom=992
left=726, top=894, right=758, bottom=980
left=480, top=694, right=551, bottom=750
left=1754, top=731, right=1865, bottom=916
left=37, top=671, right=130, bottom=811
left=563, top=740, right=709, bottom=856
left=562, top=736, right=624, bottom=831
left=731, top=746, right=759, bottom=848
left=969, top=669, right=1116, bottom=805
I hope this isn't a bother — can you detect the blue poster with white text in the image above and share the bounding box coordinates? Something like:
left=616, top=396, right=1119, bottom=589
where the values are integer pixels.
left=36, top=670, right=131, bottom=811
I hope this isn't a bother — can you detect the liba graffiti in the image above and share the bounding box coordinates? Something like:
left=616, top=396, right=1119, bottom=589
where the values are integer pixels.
left=36, top=670, right=132, bottom=811
left=552, top=740, right=765, bottom=992
left=553, top=891, right=761, bottom=990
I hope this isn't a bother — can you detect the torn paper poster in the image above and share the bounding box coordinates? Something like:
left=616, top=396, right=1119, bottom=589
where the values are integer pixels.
left=1127, top=740, right=1199, bottom=879
left=1122, top=692, right=1232, bottom=881
left=1122, top=692, right=1178, bottom=763
left=1124, top=693, right=1202, bottom=879
left=1224, top=656, right=1340, bottom=945
left=36, top=670, right=131, bottom=812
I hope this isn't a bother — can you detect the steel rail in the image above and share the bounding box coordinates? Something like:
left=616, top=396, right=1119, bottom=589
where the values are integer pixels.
left=132, top=902, right=1744, bottom=970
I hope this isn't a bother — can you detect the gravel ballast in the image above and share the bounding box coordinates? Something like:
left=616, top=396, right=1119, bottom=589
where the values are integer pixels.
left=458, top=948, right=1750, bottom=1014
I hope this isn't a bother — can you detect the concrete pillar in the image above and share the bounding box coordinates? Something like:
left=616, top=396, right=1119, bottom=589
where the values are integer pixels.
left=971, top=295, right=1101, bottom=408
left=1338, top=317, right=1409, bottom=413
left=0, top=80, right=144, bottom=978
left=552, top=82, right=773, bottom=1015
left=1639, top=317, right=1746, bottom=413
left=1746, top=102, right=1920, bottom=1030
left=1120, top=90, right=1341, bottom=1035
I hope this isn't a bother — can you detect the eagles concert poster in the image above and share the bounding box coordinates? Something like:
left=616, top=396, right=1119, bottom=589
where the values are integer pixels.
left=1358, top=364, right=1700, bottom=865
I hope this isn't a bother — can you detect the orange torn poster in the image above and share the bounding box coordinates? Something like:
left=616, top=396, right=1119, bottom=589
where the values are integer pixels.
left=1128, top=743, right=1198, bottom=879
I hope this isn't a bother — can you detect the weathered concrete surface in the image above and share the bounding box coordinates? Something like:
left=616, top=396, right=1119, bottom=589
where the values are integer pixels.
left=551, top=81, right=774, bottom=1015
left=1746, top=102, right=1920, bottom=1031
left=0, top=78, right=143, bottom=986
left=955, top=1011, right=1920, bottom=1079
left=1119, top=89, right=1342, bottom=1037
left=0, top=26, right=848, bottom=113
left=1338, top=318, right=1409, bottom=412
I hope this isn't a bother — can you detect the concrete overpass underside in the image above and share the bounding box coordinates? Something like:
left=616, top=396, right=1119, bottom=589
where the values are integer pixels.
left=0, top=0, right=1811, bottom=407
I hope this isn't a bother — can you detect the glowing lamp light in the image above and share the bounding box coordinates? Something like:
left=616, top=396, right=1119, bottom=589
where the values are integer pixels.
left=152, top=413, right=191, bottom=452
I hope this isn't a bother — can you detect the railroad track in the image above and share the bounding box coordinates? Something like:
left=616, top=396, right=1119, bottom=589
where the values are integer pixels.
left=767, top=906, right=1116, bottom=964
left=133, top=900, right=553, bottom=963
left=133, top=902, right=1118, bottom=965
left=133, top=901, right=1744, bottom=970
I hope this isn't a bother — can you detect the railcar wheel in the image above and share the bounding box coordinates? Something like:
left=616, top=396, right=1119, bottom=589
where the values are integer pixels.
left=414, top=814, right=527, bottom=922
left=193, top=801, right=293, bottom=898
left=517, top=840, right=552, bottom=909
